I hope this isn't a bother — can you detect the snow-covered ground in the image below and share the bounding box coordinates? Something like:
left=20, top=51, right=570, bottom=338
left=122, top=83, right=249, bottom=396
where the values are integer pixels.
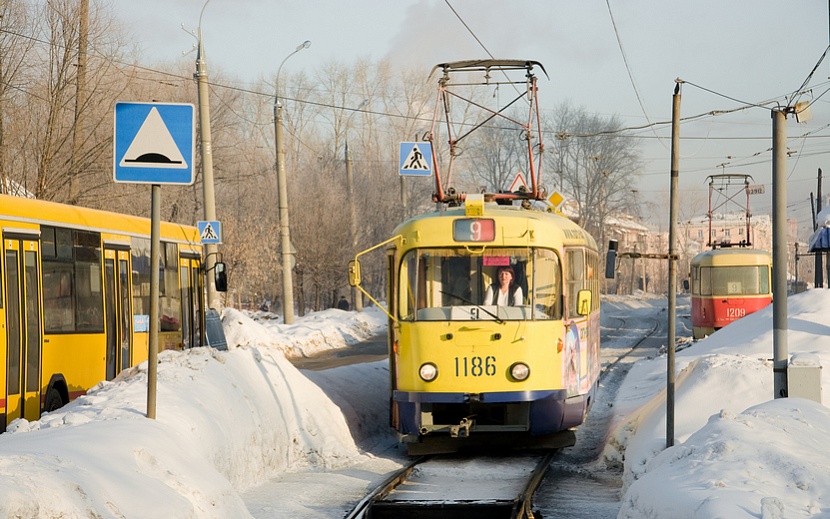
left=1, top=292, right=830, bottom=518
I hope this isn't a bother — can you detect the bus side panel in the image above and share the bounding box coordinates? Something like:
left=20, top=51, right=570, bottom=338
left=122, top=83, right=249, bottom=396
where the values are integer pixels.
left=0, top=248, right=5, bottom=429
left=41, top=334, right=106, bottom=401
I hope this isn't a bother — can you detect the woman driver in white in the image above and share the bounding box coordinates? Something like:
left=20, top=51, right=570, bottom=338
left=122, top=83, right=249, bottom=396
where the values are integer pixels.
left=484, top=265, right=523, bottom=306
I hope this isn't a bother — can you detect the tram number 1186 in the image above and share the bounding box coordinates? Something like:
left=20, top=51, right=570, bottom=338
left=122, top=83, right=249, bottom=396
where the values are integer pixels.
left=455, top=356, right=497, bottom=377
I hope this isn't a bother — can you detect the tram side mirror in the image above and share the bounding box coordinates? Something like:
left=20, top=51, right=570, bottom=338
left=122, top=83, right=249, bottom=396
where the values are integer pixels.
left=214, top=262, right=228, bottom=292
left=348, top=260, right=361, bottom=287
left=605, top=240, right=618, bottom=279
left=683, top=279, right=690, bottom=292
left=577, top=289, right=592, bottom=316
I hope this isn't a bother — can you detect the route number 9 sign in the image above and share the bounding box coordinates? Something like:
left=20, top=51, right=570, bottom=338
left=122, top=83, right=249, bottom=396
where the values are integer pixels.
left=453, top=218, right=495, bottom=242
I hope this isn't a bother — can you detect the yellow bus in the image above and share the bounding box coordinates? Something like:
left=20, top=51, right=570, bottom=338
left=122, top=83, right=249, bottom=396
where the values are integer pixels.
left=0, top=193, right=222, bottom=431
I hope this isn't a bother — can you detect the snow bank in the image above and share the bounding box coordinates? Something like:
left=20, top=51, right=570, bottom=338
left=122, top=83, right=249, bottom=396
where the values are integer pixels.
left=0, top=307, right=385, bottom=518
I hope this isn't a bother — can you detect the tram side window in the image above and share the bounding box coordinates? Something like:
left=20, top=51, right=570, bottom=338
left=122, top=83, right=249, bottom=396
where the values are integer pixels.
left=566, top=249, right=585, bottom=317
left=41, top=226, right=104, bottom=333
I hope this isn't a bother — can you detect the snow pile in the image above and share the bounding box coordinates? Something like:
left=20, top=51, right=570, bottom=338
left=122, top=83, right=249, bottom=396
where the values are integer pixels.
left=223, top=306, right=385, bottom=358
left=0, top=307, right=385, bottom=519
left=611, top=290, right=830, bottom=518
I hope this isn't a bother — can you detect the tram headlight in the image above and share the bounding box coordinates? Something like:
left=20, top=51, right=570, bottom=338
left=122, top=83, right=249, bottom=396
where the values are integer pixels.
left=510, top=362, right=530, bottom=381
left=419, top=363, right=438, bottom=382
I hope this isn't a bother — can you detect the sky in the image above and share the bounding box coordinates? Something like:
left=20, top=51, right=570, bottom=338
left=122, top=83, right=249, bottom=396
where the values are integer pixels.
left=2, top=290, right=830, bottom=517
left=109, top=0, right=830, bottom=235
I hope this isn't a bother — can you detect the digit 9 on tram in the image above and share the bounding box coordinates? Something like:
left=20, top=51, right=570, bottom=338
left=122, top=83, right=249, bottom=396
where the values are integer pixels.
left=689, top=248, right=772, bottom=339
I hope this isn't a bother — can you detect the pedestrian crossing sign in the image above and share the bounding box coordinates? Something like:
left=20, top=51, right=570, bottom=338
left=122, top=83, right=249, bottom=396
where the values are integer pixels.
left=198, top=220, right=222, bottom=244
left=399, top=142, right=433, bottom=176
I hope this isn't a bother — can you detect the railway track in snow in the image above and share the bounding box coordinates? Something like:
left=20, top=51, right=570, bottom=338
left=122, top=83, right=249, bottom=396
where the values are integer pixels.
left=344, top=302, right=666, bottom=519
left=345, top=452, right=556, bottom=519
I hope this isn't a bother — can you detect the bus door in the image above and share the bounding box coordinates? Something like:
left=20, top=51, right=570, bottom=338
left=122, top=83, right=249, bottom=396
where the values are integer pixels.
left=179, top=255, right=203, bottom=348
left=104, top=247, right=132, bottom=380
left=3, top=234, right=41, bottom=430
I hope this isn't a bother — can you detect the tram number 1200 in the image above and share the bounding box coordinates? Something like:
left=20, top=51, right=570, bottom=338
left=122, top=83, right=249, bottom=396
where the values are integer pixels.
left=455, top=356, right=496, bottom=377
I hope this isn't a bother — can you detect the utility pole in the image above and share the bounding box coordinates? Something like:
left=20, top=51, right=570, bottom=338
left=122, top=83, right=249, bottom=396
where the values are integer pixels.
left=274, top=41, right=310, bottom=324
left=194, top=4, right=220, bottom=311
left=345, top=100, right=368, bottom=312
left=772, top=107, right=788, bottom=398
left=666, top=81, right=681, bottom=448
left=69, top=0, right=88, bottom=205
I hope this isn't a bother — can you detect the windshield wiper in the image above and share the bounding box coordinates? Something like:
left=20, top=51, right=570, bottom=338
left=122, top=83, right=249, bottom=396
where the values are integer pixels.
left=439, top=290, right=504, bottom=324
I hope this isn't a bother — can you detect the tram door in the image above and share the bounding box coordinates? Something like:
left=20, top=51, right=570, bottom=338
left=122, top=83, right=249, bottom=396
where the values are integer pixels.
left=3, top=235, right=41, bottom=429
left=104, top=248, right=132, bottom=380
left=179, top=256, right=203, bottom=348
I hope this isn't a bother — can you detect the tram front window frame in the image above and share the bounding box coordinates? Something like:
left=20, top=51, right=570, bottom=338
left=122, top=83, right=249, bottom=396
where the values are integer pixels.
left=695, top=265, right=770, bottom=296
left=398, top=247, right=563, bottom=322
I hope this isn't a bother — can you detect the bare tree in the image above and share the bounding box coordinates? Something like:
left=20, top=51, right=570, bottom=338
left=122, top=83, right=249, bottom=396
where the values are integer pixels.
left=546, top=102, right=641, bottom=249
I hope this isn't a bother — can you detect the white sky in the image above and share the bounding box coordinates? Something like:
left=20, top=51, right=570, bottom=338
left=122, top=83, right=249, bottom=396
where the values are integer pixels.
left=109, top=0, right=830, bottom=235
left=2, top=291, right=830, bottom=517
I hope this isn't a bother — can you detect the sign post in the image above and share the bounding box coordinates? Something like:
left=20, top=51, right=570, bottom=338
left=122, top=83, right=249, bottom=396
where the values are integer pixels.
left=114, top=101, right=195, bottom=420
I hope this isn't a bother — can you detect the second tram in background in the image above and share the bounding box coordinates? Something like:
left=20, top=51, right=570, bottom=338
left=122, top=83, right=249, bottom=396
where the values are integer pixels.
left=689, top=174, right=772, bottom=339
left=349, top=60, right=601, bottom=454
left=690, top=248, right=772, bottom=339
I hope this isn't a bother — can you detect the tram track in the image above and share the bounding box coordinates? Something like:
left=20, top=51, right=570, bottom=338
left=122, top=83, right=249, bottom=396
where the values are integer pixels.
left=345, top=452, right=555, bottom=519
left=342, top=301, right=668, bottom=519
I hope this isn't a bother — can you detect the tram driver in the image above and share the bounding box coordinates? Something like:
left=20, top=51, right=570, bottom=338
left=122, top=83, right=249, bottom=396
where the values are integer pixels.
left=484, top=265, right=523, bottom=306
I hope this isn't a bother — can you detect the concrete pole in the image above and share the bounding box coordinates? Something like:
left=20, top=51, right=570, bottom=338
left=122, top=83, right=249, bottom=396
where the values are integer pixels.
left=275, top=101, right=295, bottom=324
left=772, top=107, right=789, bottom=398
left=273, top=41, right=309, bottom=324
left=195, top=19, right=219, bottom=310
left=666, top=82, right=681, bottom=448
left=345, top=139, right=362, bottom=312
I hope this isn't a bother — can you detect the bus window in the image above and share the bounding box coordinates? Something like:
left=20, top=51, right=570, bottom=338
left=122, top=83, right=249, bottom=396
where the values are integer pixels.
left=41, top=226, right=103, bottom=333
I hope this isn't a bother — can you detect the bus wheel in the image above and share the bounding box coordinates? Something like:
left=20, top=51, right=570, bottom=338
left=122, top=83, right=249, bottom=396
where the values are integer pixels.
left=43, top=389, right=65, bottom=413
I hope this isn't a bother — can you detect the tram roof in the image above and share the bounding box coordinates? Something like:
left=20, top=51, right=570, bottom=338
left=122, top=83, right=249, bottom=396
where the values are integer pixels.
left=393, top=202, right=597, bottom=250
left=691, top=247, right=772, bottom=267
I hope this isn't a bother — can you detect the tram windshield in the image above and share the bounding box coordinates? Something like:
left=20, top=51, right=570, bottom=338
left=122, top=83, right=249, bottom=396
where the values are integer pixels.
left=398, top=247, right=562, bottom=321
left=696, top=265, right=770, bottom=296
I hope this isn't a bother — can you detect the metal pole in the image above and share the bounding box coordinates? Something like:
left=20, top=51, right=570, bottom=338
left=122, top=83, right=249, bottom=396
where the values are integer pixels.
left=147, top=184, right=161, bottom=419
left=772, top=107, right=789, bottom=398
left=816, top=168, right=823, bottom=288
left=666, top=82, right=681, bottom=448
left=195, top=18, right=220, bottom=310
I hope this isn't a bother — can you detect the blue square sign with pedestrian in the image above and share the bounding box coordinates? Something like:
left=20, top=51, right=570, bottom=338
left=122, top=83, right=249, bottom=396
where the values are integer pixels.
left=114, top=102, right=195, bottom=185
left=399, top=142, right=433, bottom=176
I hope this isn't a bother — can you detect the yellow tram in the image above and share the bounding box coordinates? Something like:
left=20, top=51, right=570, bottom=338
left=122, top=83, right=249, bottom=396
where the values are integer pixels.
left=0, top=193, right=222, bottom=431
left=350, top=59, right=603, bottom=453
left=353, top=197, right=601, bottom=453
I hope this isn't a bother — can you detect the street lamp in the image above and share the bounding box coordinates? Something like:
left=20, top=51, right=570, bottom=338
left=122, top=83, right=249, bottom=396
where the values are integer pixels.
left=274, top=40, right=310, bottom=325
left=344, top=99, right=368, bottom=312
